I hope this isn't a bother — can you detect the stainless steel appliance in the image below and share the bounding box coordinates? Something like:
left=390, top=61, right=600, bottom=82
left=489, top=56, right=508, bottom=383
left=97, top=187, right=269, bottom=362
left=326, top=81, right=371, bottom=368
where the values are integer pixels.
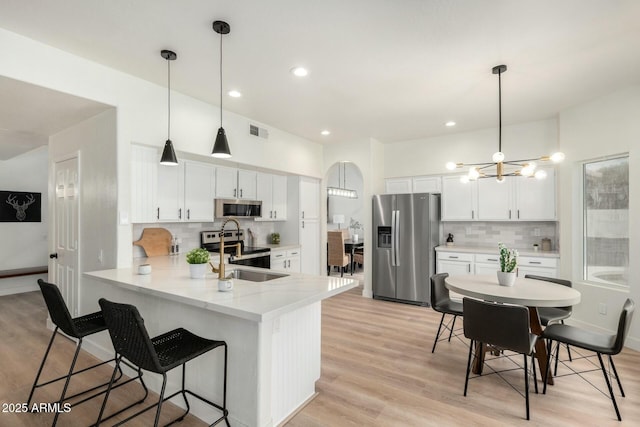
left=214, top=199, right=262, bottom=219
left=201, top=229, right=271, bottom=269
left=372, top=193, right=441, bottom=305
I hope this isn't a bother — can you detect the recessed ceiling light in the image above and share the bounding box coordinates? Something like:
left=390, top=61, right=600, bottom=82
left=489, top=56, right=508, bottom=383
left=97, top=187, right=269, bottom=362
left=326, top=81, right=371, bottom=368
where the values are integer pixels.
left=445, top=121, right=456, bottom=127
left=290, top=67, right=309, bottom=77
left=228, top=90, right=242, bottom=98
left=321, top=130, right=331, bottom=136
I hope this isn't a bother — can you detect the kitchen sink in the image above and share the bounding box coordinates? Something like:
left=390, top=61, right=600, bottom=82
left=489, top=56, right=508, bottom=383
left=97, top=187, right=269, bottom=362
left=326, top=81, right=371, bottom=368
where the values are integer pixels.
left=225, top=269, right=288, bottom=282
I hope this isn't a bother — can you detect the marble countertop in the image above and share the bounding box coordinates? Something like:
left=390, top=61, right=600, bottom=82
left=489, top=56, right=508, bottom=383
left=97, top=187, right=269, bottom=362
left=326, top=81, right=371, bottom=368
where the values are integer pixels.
left=435, top=245, right=559, bottom=258
left=85, top=256, right=357, bottom=323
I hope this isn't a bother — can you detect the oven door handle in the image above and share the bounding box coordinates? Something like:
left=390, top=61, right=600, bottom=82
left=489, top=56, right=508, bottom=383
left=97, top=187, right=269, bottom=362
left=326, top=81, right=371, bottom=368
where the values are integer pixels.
left=229, top=252, right=271, bottom=261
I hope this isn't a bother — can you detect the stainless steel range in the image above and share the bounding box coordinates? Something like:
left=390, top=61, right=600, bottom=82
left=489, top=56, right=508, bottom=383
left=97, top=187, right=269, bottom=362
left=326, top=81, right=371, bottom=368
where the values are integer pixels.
left=200, top=229, right=271, bottom=269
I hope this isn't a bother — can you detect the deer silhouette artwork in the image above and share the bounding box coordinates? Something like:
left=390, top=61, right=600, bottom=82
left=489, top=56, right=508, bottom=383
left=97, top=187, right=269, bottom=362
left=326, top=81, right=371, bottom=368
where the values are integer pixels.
left=6, top=194, right=36, bottom=221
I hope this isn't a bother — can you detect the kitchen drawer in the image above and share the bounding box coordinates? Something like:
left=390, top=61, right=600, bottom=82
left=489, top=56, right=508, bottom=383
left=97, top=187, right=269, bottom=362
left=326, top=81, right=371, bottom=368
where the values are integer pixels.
left=286, top=249, right=300, bottom=258
left=518, top=256, right=557, bottom=269
left=475, top=253, right=500, bottom=264
left=437, top=252, right=473, bottom=263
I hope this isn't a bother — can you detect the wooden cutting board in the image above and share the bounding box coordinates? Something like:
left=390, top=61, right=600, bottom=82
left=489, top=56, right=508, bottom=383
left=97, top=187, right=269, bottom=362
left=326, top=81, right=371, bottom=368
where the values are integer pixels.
left=133, top=228, right=172, bottom=257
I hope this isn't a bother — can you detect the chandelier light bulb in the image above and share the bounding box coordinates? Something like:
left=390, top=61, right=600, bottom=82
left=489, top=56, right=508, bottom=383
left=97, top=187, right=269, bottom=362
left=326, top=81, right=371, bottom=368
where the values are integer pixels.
left=521, top=163, right=536, bottom=177
left=534, top=169, right=548, bottom=180
left=492, top=152, right=505, bottom=163
left=468, top=167, right=480, bottom=180
left=496, top=176, right=505, bottom=183
left=446, top=162, right=457, bottom=171
left=460, top=175, right=470, bottom=184
left=550, top=152, right=565, bottom=163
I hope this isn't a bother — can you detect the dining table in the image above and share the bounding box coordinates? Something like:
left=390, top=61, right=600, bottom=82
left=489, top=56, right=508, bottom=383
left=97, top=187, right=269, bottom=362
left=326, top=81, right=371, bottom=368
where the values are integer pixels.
left=344, top=238, right=364, bottom=274
left=444, top=274, right=581, bottom=385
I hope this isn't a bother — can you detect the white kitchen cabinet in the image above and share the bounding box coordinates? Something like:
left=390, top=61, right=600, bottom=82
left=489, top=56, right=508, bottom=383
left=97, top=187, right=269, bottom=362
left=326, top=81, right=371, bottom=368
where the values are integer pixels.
left=441, top=176, right=477, bottom=220
left=385, top=178, right=412, bottom=194
left=517, top=256, right=558, bottom=278
left=216, top=166, right=257, bottom=200
left=474, top=253, right=500, bottom=275
left=436, top=252, right=474, bottom=275
left=413, top=176, right=441, bottom=193
left=515, top=168, right=556, bottom=220
left=271, top=247, right=301, bottom=273
left=476, top=178, right=513, bottom=220
left=256, top=172, right=287, bottom=221
left=300, top=219, right=319, bottom=275
left=299, top=176, right=320, bottom=220
left=183, top=161, right=215, bottom=221
left=157, top=161, right=184, bottom=221
left=131, top=144, right=158, bottom=223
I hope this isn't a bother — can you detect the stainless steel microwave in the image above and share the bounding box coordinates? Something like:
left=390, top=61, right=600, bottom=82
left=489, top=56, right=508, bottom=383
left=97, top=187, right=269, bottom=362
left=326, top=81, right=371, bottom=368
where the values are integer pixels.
left=215, top=198, right=262, bottom=219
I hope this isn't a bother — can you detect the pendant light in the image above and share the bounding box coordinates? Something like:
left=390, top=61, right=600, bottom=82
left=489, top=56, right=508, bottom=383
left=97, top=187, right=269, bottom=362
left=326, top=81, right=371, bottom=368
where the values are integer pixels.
left=445, top=64, right=564, bottom=182
left=327, top=162, right=358, bottom=199
left=160, top=49, right=178, bottom=165
left=211, top=20, right=232, bottom=158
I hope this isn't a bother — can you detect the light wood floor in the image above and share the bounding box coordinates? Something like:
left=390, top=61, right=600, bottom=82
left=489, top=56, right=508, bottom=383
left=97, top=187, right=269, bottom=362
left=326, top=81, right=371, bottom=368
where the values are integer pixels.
left=2, top=288, right=639, bottom=426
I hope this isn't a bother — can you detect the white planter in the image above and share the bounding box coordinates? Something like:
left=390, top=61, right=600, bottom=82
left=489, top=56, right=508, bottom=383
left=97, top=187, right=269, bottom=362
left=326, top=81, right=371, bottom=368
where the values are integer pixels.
left=497, top=271, right=516, bottom=287
left=189, top=263, right=207, bottom=279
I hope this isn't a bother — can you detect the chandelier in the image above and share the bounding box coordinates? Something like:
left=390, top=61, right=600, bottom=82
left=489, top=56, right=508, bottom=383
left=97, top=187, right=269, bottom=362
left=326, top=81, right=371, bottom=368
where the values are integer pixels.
left=446, top=64, right=564, bottom=183
left=327, top=161, right=358, bottom=199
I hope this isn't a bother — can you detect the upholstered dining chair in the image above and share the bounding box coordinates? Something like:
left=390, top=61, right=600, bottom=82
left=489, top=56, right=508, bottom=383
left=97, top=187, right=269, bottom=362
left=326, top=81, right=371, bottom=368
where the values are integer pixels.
left=353, top=248, right=364, bottom=271
left=463, top=298, right=538, bottom=420
left=429, top=273, right=463, bottom=353
left=542, top=298, right=635, bottom=421
left=327, top=230, right=350, bottom=277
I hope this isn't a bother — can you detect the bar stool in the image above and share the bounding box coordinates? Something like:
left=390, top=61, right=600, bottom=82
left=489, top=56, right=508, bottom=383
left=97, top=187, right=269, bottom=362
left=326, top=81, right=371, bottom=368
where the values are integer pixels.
left=96, top=298, right=230, bottom=427
left=28, top=279, right=147, bottom=426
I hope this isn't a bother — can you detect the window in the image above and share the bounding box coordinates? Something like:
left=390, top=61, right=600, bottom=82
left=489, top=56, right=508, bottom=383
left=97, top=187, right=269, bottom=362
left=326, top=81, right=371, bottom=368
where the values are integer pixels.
left=583, top=155, right=629, bottom=287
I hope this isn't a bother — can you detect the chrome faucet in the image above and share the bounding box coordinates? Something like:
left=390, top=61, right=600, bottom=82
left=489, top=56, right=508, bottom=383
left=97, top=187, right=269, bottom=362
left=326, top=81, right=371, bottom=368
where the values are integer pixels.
left=210, top=217, right=242, bottom=279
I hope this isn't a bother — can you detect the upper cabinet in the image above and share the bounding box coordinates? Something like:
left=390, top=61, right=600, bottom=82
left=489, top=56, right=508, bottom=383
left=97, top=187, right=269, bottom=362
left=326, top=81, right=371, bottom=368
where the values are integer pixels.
left=441, top=167, right=556, bottom=221
left=385, top=178, right=412, bottom=194
left=256, top=172, right=287, bottom=221
left=299, top=176, right=320, bottom=220
left=156, top=162, right=184, bottom=221
left=216, top=166, right=257, bottom=200
left=183, top=161, right=216, bottom=221
left=441, top=176, right=478, bottom=220
left=412, top=176, right=442, bottom=193
left=131, top=144, right=158, bottom=223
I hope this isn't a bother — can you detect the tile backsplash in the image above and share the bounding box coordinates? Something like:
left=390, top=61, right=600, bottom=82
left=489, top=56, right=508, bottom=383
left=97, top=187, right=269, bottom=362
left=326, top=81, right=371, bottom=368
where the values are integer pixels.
left=132, top=220, right=281, bottom=258
left=442, top=221, right=558, bottom=251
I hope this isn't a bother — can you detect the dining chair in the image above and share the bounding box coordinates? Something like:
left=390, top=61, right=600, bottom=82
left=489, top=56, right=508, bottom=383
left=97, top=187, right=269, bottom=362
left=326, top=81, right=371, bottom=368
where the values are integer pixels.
left=542, top=298, right=635, bottom=421
left=327, top=230, right=350, bottom=277
left=28, top=279, right=147, bottom=426
left=96, top=298, right=229, bottom=427
left=429, top=273, right=463, bottom=353
left=353, top=248, right=364, bottom=271
left=524, top=274, right=574, bottom=372
left=463, top=298, right=538, bottom=420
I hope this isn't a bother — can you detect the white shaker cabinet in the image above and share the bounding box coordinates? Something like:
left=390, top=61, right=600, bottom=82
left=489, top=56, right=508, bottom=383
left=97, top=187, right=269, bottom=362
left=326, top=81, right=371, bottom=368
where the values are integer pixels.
left=412, top=176, right=441, bottom=193
left=515, top=168, right=556, bottom=220
left=299, top=176, right=320, bottom=220
left=476, top=178, right=513, bottom=220
left=131, top=144, right=158, bottom=223
left=183, top=161, right=215, bottom=221
left=256, top=173, right=287, bottom=221
left=216, top=167, right=257, bottom=200
left=474, top=253, right=500, bottom=275
left=385, top=178, right=412, bottom=194
left=156, top=162, right=184, bottom=221
left=517, top=256, right=558, bottom=278
left=270, top=247, right=301, bottom=273
left=298, top=177, right=320, bottom=274
left=441, top=176, right=477, bottom=220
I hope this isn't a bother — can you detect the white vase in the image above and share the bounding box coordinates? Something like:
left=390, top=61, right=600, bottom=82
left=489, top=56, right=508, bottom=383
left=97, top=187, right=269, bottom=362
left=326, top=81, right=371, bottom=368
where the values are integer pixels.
left=497, top=271, right=516, bottom=286
left=189, top=263, right=206, bottom=279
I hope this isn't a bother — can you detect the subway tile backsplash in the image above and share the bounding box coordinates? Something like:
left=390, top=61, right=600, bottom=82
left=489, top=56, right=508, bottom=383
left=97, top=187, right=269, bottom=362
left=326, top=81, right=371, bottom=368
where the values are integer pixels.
left=442, top=221, right=558, bottom=251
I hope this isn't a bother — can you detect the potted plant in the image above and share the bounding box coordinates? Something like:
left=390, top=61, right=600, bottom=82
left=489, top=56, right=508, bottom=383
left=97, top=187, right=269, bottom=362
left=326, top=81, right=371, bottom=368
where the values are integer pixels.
left=349, top=218, right=363, bottom=242
left=271, top=232, right=280, bottom=245
left=497, top=243, right=518, bottom=286
left=186, top=248, right=210, bottom=279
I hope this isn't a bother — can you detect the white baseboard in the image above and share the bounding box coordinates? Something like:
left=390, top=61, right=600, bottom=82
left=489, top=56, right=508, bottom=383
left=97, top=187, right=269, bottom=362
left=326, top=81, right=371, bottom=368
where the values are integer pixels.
left=0, top=274, right=45, bottom=296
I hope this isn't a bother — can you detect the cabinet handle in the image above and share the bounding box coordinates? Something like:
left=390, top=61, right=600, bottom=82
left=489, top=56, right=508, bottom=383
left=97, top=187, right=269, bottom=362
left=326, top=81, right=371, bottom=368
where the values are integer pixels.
left=449, top=256, right=459, bottom=259
left=528, top=261, right=542, bottom=265
left=270, top=210, right=273, bottom=218
left=302, top=211, right=305, bottom=219
left=234, top=188, right=237, bottom=198
left=487, top=258, right=498, bottom=262
left=178, top=208, right=182, bottom=219
left=284, top=260, right=287, bottom=269
left=288, top=260, right=291, bottom=268
left=187, top=209, right=190, bottom=220
left=302, top=220, right=305, bottom=228
left=517, top=210, right=520, bottom=219
left=509, top=210, right=512, bottom=219
left=240, top=189, right=243, bottom=198
left=471, top=210, right=474, bottom=219
left=467, top=264, right=471, bottom=273
left=157, top=207, right=160, bottom=219
left=274, top=210, right=277, bottom=219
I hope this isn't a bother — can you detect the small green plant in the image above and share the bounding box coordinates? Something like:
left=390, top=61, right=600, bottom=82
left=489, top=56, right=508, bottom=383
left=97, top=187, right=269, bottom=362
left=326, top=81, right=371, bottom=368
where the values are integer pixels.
left=271, top=233, right=280, bottom=244
left=498, top=243, right=518, bottom=273
left=185, top=248, right=210, bottom=264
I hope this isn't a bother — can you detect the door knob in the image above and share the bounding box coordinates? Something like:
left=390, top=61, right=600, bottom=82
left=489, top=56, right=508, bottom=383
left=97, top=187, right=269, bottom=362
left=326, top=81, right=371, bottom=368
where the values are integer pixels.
left=49, top=253, right=58, bottom=259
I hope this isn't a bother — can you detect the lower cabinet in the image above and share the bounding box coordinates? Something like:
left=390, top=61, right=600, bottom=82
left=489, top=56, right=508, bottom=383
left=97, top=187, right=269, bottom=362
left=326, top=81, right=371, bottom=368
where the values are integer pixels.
left=474, top=253, right=500, bottom=275
left=517, top=256, right=558, bottom=278
left=271, top=248, right=301, bottom=273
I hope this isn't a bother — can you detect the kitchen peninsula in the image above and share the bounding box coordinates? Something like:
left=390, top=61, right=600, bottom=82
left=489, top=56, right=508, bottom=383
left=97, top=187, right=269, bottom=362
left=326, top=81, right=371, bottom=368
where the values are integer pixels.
left=84, top=256, right=358, bottom=427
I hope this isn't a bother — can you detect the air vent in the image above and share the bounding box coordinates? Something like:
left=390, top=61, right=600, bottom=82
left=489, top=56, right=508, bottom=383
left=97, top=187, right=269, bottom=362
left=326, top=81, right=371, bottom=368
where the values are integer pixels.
left=249, top=124, right=269, bottom=139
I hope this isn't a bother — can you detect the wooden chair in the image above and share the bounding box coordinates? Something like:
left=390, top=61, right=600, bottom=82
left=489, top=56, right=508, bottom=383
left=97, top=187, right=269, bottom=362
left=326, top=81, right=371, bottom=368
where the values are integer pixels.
left=353, top=248, right=364, bottom=270
left=327, top=231, right=350, bottom=277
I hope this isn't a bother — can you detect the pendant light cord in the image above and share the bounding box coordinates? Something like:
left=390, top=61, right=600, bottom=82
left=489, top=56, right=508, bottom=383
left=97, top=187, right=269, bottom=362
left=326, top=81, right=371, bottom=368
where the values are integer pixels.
left=219, top=31, right=223, bottom=127
left=498, top=69, right=502, bottom=154
left=167, top=57, right=171, bottom=139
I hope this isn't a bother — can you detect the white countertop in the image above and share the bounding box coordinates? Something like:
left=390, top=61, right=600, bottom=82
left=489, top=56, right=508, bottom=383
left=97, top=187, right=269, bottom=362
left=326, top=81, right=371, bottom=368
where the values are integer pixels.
left=435, top=244, right=559, bottom=258
left=85, top=256, right=357, bottom=323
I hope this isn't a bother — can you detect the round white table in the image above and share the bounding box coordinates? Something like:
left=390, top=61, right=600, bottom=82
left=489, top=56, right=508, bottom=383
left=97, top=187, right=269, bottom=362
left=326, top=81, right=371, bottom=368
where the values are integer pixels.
left=445, top=274, right=581, bottom=384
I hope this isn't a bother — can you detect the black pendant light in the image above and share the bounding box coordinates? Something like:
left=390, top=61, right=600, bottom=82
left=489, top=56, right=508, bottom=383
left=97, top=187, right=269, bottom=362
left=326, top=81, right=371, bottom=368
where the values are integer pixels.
left=211, top=20, right=232, bottom=158
left=160, top=49, right=178, bottom=165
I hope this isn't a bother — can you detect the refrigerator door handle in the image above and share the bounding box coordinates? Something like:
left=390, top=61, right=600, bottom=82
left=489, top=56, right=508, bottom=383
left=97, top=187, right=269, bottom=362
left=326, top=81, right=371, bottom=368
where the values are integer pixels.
left=394, top=209, right=400, bottom=266
left=391, top=209, right=397, bottom=266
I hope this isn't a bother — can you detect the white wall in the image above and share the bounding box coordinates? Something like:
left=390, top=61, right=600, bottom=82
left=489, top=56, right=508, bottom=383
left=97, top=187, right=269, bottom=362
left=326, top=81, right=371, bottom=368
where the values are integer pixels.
left=558, top=86, right=640, bottom=349
left=0, top=27, right=322, bottom=268
left=0, top=146, right=48, bottom=270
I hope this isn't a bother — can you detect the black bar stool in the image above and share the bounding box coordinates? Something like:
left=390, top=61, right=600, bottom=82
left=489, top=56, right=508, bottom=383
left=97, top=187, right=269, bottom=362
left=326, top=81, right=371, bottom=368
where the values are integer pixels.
left=28, top=279, right=148, bottom=426
left=96, top=298, right=230, bottom=427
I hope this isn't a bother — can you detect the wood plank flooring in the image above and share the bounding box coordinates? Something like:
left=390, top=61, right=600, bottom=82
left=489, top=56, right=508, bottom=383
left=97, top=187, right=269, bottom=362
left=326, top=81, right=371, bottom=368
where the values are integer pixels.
left=1, top=288, right=639, bottom=426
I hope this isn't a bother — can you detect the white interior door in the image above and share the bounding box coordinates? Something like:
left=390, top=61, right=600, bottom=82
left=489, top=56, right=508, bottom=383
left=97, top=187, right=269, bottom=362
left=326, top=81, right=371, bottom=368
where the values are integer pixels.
left=52, top=156, right=80, bottom=317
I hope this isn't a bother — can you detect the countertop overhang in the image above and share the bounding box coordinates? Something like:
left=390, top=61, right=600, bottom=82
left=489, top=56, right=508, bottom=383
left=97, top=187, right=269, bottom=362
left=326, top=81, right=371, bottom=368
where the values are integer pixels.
left=85, top=256, right=358, bottom=322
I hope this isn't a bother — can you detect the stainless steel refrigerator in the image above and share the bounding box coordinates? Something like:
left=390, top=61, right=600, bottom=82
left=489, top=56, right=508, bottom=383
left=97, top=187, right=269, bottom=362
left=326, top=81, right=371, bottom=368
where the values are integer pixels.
left=372, top=193, right=441, bottom=305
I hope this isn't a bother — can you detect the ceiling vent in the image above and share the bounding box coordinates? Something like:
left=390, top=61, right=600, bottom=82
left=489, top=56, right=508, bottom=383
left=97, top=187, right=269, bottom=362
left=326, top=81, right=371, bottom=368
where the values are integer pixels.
left=249, top=124, right=269, bottom=139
